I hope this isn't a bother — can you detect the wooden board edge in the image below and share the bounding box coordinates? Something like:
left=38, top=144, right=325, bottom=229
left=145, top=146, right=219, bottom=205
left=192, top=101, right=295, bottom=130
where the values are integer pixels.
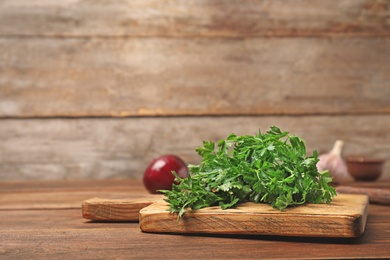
left=139, top=194, right=369, bottom=238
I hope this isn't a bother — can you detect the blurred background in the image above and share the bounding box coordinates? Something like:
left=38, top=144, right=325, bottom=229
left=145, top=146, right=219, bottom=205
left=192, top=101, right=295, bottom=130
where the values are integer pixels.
left=0, top=0, right=389, bottom=181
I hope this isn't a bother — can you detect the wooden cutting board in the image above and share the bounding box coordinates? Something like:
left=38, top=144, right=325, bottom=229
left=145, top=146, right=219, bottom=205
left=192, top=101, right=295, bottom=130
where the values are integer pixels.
left=82, top=195, right=164, bottom=221
left=139, top=194, right=369, bottom=238
left=82, top=194, right=369, bottom=237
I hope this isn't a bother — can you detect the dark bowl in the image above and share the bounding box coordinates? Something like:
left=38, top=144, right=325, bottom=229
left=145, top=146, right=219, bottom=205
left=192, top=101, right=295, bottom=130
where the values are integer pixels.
left=346, top=157, right=385, bottom=181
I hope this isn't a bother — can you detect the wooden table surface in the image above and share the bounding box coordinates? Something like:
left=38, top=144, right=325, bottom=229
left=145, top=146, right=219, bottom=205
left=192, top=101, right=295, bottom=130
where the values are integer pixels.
left=1, top=179, right=390, bottom=259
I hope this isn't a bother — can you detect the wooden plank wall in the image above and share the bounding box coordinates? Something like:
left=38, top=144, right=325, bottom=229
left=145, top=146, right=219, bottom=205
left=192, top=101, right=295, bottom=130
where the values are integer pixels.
left=0, top=0, right=389, bottom=180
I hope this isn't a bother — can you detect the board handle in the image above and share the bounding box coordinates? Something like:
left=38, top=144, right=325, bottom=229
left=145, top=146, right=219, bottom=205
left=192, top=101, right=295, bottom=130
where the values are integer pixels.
left=336, top=186, right=390, bottom=206
left=82, top=196, right=164, bottom=221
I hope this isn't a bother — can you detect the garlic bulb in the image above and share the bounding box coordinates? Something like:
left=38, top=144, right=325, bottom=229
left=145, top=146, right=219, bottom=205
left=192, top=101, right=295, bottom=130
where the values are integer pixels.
left=316, top=140, right=351, bottom=184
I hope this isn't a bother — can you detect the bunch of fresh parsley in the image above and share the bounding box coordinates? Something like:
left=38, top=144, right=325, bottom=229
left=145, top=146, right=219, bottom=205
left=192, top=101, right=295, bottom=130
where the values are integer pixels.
left=161, top=126, right=336, bottom=219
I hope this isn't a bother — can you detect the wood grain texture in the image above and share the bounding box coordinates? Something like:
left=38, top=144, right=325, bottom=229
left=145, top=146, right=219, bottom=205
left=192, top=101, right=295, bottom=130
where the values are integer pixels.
left=0, top=191, right=154, bottom=211
left=0, top=116, right=389, bottom=180
left=0, top=0, right=389, bottom=37
left=336, top=186, right=390, bottom=205
left=0, top=179, right=150, bottom=210
left=1, top=37, right=389, bottom=117
left=82, top=196, right=163, bottom=221
left=0, top=0, right=389, bottom=183
left=1, top=180, right=389, bottom=259
left=80, top=186, right=390, bottom=222
left=139, top=194, right=369, bottom=238
left=1, top=209, right=389, bottom=259
left=0, top=179, right=146, bottom=193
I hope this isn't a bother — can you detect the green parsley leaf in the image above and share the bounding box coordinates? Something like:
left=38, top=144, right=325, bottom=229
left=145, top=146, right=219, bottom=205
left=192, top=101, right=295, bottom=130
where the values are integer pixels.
left=160, top=126, right=337, bottom=219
